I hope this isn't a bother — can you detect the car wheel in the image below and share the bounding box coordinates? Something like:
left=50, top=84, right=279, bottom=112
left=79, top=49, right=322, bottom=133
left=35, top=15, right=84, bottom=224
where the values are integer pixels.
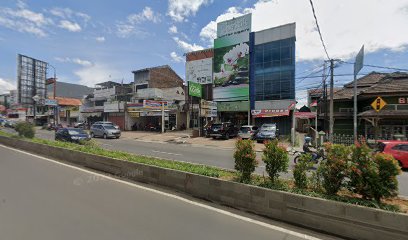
left=212, top=136, right=217, bottom=139
left=257, top=140, right=262, bottom=143
left=103, top=133, right=107, bottom=139
left=90, top=132, right=94, bottom=138
left=225, top=133, right=229, bottom=140
left=116, top=136, right=120, bottom=139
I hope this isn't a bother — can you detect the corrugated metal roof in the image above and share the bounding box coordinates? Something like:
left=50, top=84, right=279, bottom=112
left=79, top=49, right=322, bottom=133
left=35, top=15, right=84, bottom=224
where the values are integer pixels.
left=55, top=97, right=82, bottom=106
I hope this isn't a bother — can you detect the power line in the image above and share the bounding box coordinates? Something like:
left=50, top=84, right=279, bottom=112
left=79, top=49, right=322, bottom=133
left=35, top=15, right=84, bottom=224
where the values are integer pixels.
left=339, top=61, right=408, bottom=72
left=308, top=0, right=330, bottom=60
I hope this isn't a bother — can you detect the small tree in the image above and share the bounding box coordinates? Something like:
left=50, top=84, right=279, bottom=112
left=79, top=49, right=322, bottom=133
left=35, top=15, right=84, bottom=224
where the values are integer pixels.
left=15, top=122, right=35, bottom=138
left=370, top=153, right=401, bottom=202
left=293, top=153, right=312, bottom=189
left=262, top=140, right=289, bottom=183
left=234, top=139, right=257, bottom=183
left=320, top=143, right=350, bottom=195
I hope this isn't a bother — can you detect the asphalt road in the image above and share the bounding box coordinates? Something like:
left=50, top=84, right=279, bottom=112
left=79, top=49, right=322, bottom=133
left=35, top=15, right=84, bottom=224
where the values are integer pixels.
left=0, top=144, right=339, bottom=240
left=3, top=128, right=408, bottom=197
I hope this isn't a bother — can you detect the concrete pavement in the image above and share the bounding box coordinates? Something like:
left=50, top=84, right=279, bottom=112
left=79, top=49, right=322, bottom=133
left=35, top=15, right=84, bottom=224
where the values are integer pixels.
left=0, top=144, right=341, bottom=240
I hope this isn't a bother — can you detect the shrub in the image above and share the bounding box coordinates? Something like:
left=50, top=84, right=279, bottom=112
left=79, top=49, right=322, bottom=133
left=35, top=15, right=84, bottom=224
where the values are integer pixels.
left=15, top=121, right=35, bottom=138
left=233, top=139, right=257, bottom=183
left=293, top=153, right=312, bottom=189
left=348, top=143, right=377, bottom=200
left=262, top=140, right=289, bottom=183
left=320, top=143, right=350, bottom=195
left=370, top=153, right=401, bottom=202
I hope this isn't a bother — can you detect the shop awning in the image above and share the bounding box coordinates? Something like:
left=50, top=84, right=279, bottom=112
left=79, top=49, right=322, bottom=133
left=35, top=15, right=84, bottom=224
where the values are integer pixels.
left=358, top=110, right=408, bottom=118
left=251, top=109, right=289, bottom=118
left=295, top=112, right=316, bottom=119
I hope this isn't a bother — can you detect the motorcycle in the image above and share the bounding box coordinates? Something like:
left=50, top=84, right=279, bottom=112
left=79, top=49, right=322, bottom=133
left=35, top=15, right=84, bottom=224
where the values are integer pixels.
left=292, top=147, right=326, bottom=164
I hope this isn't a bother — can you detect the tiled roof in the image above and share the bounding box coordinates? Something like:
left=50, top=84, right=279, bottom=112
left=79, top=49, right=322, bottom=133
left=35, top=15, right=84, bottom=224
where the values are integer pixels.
left=55, top=97, right=82, bottom=106
left=333, top=72, right=408, bottom=100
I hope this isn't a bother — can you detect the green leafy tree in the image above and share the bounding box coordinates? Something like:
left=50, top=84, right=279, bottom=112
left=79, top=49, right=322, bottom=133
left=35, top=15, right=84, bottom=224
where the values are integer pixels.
left=15, top=122, right=35, bottom=139
left=234, top=139, right=257, bottom=183
left=293, top=153, right=313, bottom=189
left=262, top=140, right=289, bottom=183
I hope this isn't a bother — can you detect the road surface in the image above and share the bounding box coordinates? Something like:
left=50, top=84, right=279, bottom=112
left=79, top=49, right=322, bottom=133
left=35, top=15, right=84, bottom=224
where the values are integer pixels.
left=0, top=144, right=340, bottom=240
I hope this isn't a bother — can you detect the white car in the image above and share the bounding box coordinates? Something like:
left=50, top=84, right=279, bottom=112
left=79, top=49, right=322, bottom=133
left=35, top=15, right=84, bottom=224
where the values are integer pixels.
left=238, top=125, right=258, bottom=139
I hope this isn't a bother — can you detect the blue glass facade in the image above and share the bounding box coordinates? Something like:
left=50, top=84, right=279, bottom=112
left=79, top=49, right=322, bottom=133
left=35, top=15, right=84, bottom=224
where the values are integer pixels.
left=249, top=35, right=296, bottom=109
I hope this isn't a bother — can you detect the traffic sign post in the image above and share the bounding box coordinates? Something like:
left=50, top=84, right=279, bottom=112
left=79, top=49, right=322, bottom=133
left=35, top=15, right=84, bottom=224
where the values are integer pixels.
left=371, top=96, right=387, bottom=112
left=353, top=45, right=364, bottom=141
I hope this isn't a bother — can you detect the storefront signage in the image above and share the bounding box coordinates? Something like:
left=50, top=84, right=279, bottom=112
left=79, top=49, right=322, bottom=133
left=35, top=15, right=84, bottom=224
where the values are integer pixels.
left=398, top=97, right=408, bottom=104
left=251, top=109, right=289, bottom=118
left=188, top=81, right=202, bottom=98
left=143, top=100, right=168, bottom=110
left=200, top=109, right=218, bottom=118
left=186, top=58, right=213, bottom=84
left=45, top=99, right=58, bottom=106
left=201, top=100, right=217, bottom=110
left=217, top=101, right=249, bottom=112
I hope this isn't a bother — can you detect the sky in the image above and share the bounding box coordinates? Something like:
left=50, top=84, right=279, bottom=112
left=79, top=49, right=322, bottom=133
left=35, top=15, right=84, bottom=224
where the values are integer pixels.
left=0, top=0, right=408, bottom=106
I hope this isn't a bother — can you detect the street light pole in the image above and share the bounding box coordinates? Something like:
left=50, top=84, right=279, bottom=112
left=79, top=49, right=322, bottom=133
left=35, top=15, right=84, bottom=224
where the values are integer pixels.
left=48, top=64, right=57, bottom=124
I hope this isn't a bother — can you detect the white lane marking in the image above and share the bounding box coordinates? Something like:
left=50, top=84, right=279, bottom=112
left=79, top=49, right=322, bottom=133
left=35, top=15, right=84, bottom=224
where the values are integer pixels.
left=152, top=150, right=182, bottom=156
left=0, top=144, right=321, bottom=240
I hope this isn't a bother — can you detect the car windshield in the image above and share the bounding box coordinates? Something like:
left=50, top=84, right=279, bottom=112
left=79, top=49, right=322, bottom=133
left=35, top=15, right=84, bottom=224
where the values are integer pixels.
left=68, top=129, right=86, bottom=135
left=212, top=124, right=222, bottom=129
left=261, top=125, right=276, bottom=131
left=240, top=127, right=251, bottom=132
left=103, top=125, right=117, bottom=130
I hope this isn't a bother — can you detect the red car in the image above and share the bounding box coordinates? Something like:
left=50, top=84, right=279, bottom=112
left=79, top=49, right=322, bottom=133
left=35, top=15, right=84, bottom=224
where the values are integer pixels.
left=377, top=140, right=408, bottom=168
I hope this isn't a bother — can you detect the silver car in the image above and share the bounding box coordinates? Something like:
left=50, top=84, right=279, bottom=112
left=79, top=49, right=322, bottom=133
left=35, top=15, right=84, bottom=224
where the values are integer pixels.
left=238, top=125, right=258, bottom=139
left=90, top=124, right=121, bottom=139
left=94, top=121, right=120, bottom=129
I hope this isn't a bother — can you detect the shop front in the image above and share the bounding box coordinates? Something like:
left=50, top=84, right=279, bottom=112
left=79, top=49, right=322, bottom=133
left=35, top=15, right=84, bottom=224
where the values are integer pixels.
left=126, top=102, right=176, bottom=131
left=217, top=101, right=249, bottom=125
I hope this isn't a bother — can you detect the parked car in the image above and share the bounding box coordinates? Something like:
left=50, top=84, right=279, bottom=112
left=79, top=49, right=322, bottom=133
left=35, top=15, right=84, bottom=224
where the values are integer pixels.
left=55, top=128, right=91, bottom=143
left=238, top=125, right=259, bottom=139
left=255, top=123, right=278, bottom=143
left=74, top=122, right=85, bottom=128
left=377, top=140, right=408, bottom=168
left=209, top=122, right=238, bottom=140
left=90, top=124, right=121, bottom=139
left=94, top=121, right=120, bottom=130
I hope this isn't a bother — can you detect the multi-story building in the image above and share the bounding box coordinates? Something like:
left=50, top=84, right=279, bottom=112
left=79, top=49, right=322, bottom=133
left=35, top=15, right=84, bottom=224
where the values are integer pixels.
left=127, top=65, right=186, bottom=131
left=249, top=23, right=296, bottom=135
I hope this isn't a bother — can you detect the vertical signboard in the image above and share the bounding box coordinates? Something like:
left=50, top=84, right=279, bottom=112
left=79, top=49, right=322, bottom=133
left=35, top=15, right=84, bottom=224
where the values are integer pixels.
left=17, top=54, right=48, bottom=105
left=185, top=58, right=213, bottom=84
left=213, top=13, right=251, bottom=102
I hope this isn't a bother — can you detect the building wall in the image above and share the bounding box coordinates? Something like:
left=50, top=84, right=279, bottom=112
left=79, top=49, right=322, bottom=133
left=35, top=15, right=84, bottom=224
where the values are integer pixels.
left=149, top=67, right=183, bottom=89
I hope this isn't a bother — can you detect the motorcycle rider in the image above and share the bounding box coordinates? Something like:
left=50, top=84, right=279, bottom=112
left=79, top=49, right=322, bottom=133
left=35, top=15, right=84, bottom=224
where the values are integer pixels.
left=303, top=136, right=318, bottom=163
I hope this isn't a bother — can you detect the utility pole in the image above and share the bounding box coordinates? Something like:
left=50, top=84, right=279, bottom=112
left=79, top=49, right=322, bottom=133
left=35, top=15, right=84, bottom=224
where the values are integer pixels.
left=329, top=59, right=334, bottom=142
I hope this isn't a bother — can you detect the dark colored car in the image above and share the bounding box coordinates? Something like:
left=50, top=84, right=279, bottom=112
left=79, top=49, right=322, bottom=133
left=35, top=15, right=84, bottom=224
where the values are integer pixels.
left=209, top=122, right=238, bottom=140
left=55, top=128, right=91, bottom=143
left=255, top=123, right=278, bottom=143
left=377, top=140, right=408, bottom=168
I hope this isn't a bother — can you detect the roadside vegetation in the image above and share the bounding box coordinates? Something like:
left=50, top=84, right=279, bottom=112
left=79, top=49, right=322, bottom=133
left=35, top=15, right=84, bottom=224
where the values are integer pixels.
left=0, top=130, right=406, bottom=213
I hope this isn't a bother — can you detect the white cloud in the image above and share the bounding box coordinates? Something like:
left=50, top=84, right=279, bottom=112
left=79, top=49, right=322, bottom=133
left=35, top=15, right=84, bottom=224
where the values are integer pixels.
left=128, top=6, right=161, bottom=24
left=168, top=0, right=213, bottom=22
left=49, top=7, right=91, bottom=22
left=0, top=2, right=52, bottom=37
left=169, top=25, right=178, bottom=34
left=75, top=63, right=121, bottom=87
left=173, top=37, right=204, bottom=52
left=0, top=78, right=15, bottom=94
left=55, top=57, right=92, bottom=66
left=170, top=52, right=184, bottom=62
left=200, top=0, right=408, bottom=61
left=58, top=20, right=81, bottom=32
left=116, top=6, right=160, bottom=38
left=95, top=36, right=105, bottom=42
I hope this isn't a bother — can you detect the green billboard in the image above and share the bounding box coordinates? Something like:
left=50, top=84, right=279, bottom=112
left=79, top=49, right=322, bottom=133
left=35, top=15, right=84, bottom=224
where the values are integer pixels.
left=213, top=14, right=251, bottom=102
left=188, top=81, right=202, bottom=98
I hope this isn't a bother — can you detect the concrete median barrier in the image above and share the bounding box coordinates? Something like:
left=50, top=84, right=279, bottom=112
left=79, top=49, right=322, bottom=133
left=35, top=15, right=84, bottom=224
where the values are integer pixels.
left=0, top=135, right=407, bottom=240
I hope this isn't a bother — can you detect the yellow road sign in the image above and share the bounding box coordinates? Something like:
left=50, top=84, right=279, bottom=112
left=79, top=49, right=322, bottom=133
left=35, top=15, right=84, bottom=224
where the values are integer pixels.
left=371, top=96, right=387, bottom=112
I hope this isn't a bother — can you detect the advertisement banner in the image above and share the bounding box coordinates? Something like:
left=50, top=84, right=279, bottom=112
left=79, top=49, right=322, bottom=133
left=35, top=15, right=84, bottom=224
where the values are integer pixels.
left=188, top=81, right=202, bottom=98
left=213, top=13, right=251, bottom=102
left=251, top=109, right=289, bottom=118
left=143, top=100, right=168, bottom=110
left=45, top=99, right=58, bottom=106
left=186, top=58, right=213, bottom=84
